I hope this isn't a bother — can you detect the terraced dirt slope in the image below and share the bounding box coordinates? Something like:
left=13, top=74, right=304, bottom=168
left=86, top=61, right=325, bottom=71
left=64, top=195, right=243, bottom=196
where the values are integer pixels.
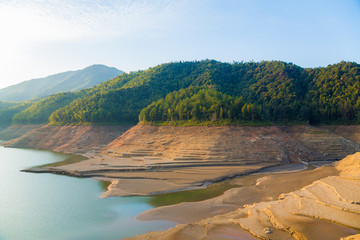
left=281, top=126, right=360, bottom=161
left=103, top=125, right=314, bottom=167
left=0, top=125, right=42, bottom=141
left=6, top=124, right=360, bottom=161
left=321, top=125, right=360, bottom=145
left=90, top=125, right=360, bottom=170
left=67, top=125, right=360, bottom=173
left=3, top=125, right=133, bottom=154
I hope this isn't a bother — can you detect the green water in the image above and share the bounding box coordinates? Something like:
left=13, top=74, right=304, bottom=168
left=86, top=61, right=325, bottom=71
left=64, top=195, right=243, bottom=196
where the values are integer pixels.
left=0, top=146, right=175, bottom=240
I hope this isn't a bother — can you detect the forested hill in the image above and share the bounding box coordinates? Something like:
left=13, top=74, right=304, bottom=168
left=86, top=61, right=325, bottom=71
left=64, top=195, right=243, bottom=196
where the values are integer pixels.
left=0, top=64, right=123, bottom=102
left=2, top=60, right=360, bottom=126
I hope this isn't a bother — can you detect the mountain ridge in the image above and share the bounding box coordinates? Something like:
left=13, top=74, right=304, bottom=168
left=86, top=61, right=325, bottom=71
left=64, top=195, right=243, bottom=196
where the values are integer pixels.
left=0, top=64, right=123, bottom=102
left=48, top=60, right=360, bottom=126
left=2, top=60, right=360, bottom=126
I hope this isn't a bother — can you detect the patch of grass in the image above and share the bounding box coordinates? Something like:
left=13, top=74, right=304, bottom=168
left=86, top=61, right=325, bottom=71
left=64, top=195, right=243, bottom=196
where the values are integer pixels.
left=99, top=180, right=111, bottom=190
left=147, top=182, right=241, bottom=207
left=38, top=154, right=88, bottom=168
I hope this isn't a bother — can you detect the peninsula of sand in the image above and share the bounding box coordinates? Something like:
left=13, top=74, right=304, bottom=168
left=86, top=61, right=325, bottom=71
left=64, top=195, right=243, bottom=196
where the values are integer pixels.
left=1, top=124, right=360, bottom=239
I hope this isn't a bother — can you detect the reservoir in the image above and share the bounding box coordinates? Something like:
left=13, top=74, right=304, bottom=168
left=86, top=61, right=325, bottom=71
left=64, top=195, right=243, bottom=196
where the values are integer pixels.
left=0, top=146, right=175, bottom=240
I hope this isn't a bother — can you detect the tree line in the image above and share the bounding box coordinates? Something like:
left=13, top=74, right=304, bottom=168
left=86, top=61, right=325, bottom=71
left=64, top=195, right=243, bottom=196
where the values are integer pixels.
left=1, top=60, right=360, bottom=126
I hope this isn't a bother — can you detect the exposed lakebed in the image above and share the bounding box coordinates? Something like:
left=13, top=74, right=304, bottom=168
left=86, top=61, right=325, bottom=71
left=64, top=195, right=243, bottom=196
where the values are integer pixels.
left=1, top=144, right=351, bottom=240
left=0, top=146, right=175, bottom=240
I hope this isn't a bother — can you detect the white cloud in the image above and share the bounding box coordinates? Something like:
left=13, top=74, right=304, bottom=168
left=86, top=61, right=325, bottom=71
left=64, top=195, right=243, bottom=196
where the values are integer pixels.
left=0, top=0, right=188, bottom=42
left=0, top=0, right=190, bottom=89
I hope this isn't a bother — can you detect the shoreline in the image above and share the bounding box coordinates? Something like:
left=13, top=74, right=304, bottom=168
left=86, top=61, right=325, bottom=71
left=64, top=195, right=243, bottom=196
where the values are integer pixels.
left=23, top=163, right=278, bottom=196
left=21, top=160, right=335, bottom=200
left=23, top=160, right=334, bottom=196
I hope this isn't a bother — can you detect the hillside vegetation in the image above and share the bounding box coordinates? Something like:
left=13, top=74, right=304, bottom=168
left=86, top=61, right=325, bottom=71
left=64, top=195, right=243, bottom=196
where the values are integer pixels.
left=0, top=101, right=18, bottom=110
left=0, top=102, right=32, bottom=126
left=49, top=60, right=307, bottom=125
left=12, top=92, right=83, bottom=124
left=2, top=60, right=360, bottom=126
left=140, top=61, right=360, bottom=125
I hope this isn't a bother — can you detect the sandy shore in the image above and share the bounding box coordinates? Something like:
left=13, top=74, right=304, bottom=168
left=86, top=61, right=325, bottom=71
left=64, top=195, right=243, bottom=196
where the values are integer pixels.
left=127, top=153, right=360, bottom=240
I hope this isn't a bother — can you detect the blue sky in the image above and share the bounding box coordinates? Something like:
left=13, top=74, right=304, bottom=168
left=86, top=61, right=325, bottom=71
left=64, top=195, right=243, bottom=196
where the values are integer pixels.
left=0, top=0, right=359, bottom=89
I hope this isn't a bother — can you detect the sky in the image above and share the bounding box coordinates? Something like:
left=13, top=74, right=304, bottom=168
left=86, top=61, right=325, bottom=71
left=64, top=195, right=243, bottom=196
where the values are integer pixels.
left=0, top=0, right=359, bottom=89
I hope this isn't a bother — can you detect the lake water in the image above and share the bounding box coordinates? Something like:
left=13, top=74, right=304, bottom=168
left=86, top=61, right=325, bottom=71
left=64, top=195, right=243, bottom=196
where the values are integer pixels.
left=0, top=146, right=175, bottom=240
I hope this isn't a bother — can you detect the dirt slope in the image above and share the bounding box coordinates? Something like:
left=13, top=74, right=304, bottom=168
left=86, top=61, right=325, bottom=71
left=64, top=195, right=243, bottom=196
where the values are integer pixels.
left=0, top=124, right=42, bottom=141
left=3, top=125, right=133, bottom=154
left=102, top=125, right=360, bottom=166
left=104, top=125, right=314, bottom=166
left=5, top=124, right=360, bottom=161
left=280, top=125, right=360, bottom=160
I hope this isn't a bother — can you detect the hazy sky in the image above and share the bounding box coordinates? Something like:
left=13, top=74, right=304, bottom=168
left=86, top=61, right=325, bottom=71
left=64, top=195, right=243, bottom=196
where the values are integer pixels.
left=0, top=0, right=359, bottom=89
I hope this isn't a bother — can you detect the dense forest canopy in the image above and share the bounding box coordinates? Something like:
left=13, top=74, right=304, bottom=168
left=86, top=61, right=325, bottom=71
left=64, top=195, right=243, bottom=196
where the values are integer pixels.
left=0, top=102, right=32, bottom=126
left=139, top=87, right=263, bottom=125
left=12, top=92, right=84, bottom=124
left=2, top=60, right=360, bottom=126
left=306, top=62, right=360, bottom=123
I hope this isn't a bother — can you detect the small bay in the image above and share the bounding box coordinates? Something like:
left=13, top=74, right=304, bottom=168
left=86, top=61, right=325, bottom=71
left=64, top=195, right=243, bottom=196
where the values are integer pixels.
left=0, top=146, right=175, bottom=240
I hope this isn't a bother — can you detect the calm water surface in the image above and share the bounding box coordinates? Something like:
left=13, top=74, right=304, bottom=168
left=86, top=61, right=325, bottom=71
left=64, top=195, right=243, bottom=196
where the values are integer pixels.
left=0, top=146, right=175, bottom=240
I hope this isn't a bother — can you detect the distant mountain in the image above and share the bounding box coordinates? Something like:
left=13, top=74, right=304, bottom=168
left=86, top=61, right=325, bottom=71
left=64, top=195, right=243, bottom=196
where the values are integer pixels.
left=0, top=65, right=123, bottom=102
